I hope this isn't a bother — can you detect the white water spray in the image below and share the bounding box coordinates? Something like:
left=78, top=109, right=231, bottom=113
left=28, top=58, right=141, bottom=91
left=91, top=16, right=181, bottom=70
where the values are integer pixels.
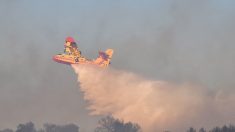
left=72, top=64, right=235, bottom=132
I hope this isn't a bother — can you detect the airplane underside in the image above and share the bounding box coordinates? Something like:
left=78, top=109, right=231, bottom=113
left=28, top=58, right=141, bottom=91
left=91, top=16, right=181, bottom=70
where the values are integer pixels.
left=53, top=48, right=113, bottom=68
left=53, top=54, right=87, bottom=65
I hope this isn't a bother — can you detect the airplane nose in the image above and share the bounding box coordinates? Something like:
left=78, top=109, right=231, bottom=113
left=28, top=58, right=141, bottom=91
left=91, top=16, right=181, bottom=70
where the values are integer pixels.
left=52, top=55, right=58, bottom=61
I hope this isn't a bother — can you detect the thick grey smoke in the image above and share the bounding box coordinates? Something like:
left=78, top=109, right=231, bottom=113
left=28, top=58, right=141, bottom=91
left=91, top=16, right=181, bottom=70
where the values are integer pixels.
left=73, top=64, right=235, bottom=132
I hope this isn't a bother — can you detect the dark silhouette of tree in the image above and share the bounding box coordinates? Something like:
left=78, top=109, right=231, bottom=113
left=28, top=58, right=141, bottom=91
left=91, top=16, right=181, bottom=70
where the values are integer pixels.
left=210, top=126, right=221, bottom=132
left=228, top=125, right=235, bottom=132
left=222, top=125, right=228, bottom=132
left=199, top=128, right=206, bottom=132
left=187, top=127, right=196, bottom=132
left=209, top=125, right=235, bottom=132
left=42, top=123, right=79, bottom=132
left=94, top=116, right=141, bottom=132
left=16, top=122, right=36, bottom=132
left=0, top=129, right=14, bottom=132
left=0, top=122, right=80, bottom=132
left=1, top=121, right=235, bottom=132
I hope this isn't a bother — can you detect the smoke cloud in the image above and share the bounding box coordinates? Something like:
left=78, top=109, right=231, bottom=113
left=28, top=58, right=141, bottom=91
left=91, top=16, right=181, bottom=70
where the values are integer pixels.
left=72, top=64, right=235, bottom=132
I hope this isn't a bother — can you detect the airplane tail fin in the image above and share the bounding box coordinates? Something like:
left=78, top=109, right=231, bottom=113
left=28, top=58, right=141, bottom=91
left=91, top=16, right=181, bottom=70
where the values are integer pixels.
left=105, top=49, right=114, bottom=59
left=94, top=49, right=114, bottom=67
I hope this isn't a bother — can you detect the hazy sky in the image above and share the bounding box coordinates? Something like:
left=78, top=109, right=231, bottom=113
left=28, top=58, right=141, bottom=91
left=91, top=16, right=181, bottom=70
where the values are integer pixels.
left=0, top=0, right=235, bottom=131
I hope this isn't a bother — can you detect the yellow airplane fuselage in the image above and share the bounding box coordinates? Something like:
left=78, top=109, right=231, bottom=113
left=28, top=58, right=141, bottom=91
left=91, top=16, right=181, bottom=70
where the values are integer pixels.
left=53, top=49, right=113, bottom=68
left=53, top=54, right=87, bottom=65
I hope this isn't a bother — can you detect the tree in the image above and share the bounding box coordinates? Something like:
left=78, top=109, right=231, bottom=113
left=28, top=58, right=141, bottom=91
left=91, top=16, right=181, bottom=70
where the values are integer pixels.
left=209, top=125, right=235, bottom=132
left=228, top=125, right=235, bottom=132
left=199, top=128, right=206, bottom=132
left=95, top=116, right=141, bottom=132
left=222, top=125, right=228, bottom=132
left=16, top=122, right=36, bottom=132
left=187, top=127, right=196, bottom=132
left=43, top=123, right=79, bottom=132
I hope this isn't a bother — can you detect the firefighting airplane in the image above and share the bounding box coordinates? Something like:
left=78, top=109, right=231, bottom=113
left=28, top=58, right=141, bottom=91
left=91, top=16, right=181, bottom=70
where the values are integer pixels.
left=53, top=37, right=114, bottom=68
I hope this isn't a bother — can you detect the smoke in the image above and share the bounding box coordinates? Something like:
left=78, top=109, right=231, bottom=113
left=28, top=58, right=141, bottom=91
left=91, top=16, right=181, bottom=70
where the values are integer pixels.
left=1, top=0, right=235, bottom=131
left=72, top=64, right=235, bottom=132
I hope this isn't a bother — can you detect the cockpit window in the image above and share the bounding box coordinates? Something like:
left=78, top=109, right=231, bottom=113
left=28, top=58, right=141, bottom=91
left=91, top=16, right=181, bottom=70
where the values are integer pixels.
left=71, top=42, right=78, bottom=48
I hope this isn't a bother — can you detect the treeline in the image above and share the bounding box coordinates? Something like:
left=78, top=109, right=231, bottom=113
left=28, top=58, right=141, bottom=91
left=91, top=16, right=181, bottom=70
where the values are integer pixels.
left=0, top=122, right=79, bottom=132
left=187, top=125, right=235, bottom=132
left=0, top=116, right=141, bottom=132
left=1, top=116, right=234, bottom=132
